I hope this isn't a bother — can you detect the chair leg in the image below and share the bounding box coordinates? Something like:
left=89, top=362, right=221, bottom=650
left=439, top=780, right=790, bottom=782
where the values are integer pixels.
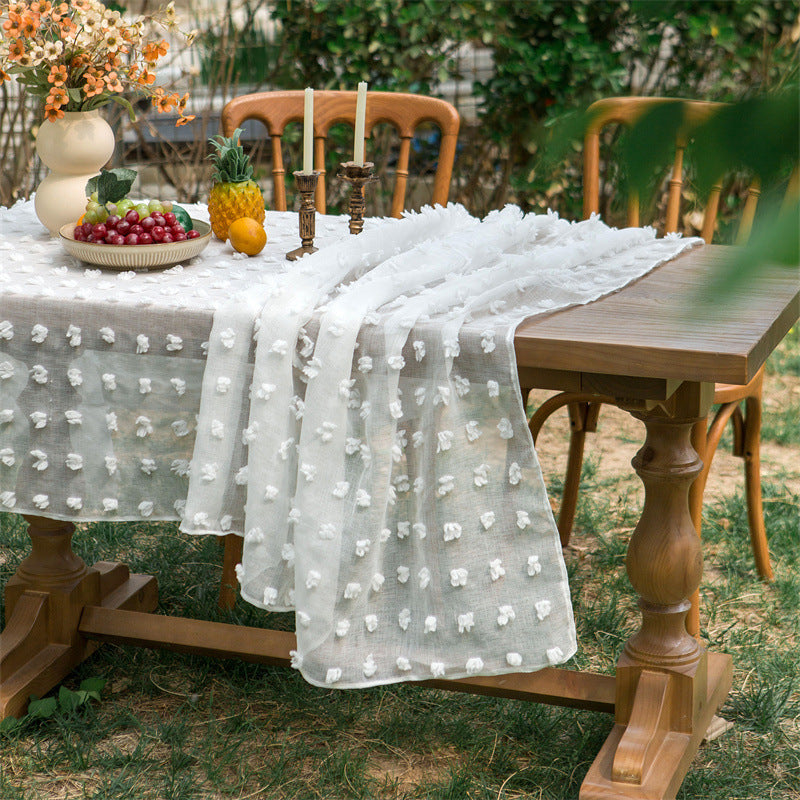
left=742, top=391, right=773, bottom=581
left=557, top=402, right=601, bottom=548
left=559, top=427, right=587, bottom=547
left=219, top=534, right=244, bottom=611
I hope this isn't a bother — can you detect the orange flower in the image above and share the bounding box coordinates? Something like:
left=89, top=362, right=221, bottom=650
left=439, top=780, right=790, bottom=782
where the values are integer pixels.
left=2, top=11, right=23, bottom=36
left=19, top=13, right=39, bottom=37
left=137, top=68, right=155, bottom=86
left=7, top=38, right=25, bottom=61
left=47, top=64, right=67, bottom=86
left=44, top=104, right=65, bottom=121
left=47, top=85, right=68, bottom=106
left=151, top=86, right=181, bottom=113
left=0, top=67, right=9, bottom=84
left=175, top=113, right=195, bottom=127
left=104, top=70, right=123, bottom=92
left=58, top=15, right=76, bottom=35
left=142, top=39, right=168, bottom=63
left=82, top=73, right=104, bottom=98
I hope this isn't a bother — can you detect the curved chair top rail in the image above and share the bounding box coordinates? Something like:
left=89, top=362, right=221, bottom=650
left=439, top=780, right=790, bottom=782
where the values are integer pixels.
left=582, top=96, right=748, bottom=242
left=221, top=90, right=460, bottom=217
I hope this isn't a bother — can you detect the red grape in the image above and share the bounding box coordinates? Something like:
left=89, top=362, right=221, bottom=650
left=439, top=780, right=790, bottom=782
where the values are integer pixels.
left=124, top=233, right=139, bottom=246
left=141, top=216, right=155, bottom=231
left=151, top=214, right=165, bottom=227
left=138, top=232, right=153, bottom=245
left=73, top=227, right=85, bottom=241
left=173, top=232, right=187, bottom=241
left=92, top=223, right=107, bottom=239
left=116, top=220, right=131, bottom=236
left=163, top=212, right=176, bottom=226
left=109, top=233, right=125, bottom=245
left=151, top=225, right=166, bottom=242
left=170, top=224, right=184, bottom=236
left=125, top=209, right=140, bottom=224
left=186, top=229, right=200, bottom=239
left=130, top=223, right=144, bottom=236
left=106, top=215, right=121, bottom=229
left=81, top=221, right=93, bottom=236
left=162, top=233, right=174, bottom=244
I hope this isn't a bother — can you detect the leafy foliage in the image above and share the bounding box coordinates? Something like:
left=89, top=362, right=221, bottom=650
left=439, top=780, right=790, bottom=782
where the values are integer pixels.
left=192, top=0, right=798, bottom=220
left=85, top=168, right=138, bottom=206
left=0, top=678, right=106, bottom=735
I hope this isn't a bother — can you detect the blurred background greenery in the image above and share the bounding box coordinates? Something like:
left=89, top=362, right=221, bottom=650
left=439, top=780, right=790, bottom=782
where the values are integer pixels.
left=2, top=0, right=797, bottom=229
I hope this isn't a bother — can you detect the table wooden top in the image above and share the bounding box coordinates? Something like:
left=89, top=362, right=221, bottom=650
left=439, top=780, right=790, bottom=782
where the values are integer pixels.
left=514, top=244, right=800, bottom=386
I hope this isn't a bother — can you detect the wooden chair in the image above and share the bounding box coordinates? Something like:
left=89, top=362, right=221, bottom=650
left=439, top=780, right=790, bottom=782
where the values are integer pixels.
left=525, top=96, right=787, bottom=633
left=220, top=90, right=460, bottom=217
left=216, top=90, right=460, bottom=610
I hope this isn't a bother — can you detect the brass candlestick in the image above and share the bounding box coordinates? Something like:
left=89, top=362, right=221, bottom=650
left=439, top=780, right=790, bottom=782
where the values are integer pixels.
left=286, top=170, right=320, bottom=261
left=339, top=161, right=376, bottom=235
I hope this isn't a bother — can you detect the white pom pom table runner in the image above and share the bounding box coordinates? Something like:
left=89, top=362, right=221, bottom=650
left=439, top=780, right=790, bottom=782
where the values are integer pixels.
left=181, top=204, right=702, bottom=688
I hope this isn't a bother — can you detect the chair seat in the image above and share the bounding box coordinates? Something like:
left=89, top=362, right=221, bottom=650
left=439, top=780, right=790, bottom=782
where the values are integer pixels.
left=714, top=369, right=763, bottom=405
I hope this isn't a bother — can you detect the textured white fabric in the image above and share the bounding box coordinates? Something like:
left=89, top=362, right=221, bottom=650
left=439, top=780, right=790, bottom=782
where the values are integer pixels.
left=180, top=204, right=703, bottom=688
left=1, top=199, right=701, bottom=690
left=0, top=200, right=353, bottom=519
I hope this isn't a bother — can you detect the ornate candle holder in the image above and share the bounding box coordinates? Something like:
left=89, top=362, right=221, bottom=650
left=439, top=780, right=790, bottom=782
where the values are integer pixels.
left=339, top=161, right=376, bottom=235
left=286, top=170, right=320, bottom=261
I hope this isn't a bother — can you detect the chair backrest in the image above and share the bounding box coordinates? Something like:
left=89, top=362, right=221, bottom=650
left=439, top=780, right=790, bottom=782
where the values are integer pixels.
left=582, top=96, right=762, bottom=244
left=221, top=90, right=460, bottom=218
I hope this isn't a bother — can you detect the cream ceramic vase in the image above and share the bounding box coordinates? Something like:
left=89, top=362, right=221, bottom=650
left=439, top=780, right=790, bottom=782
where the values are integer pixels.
left=34, top=110, right=116, bottom=236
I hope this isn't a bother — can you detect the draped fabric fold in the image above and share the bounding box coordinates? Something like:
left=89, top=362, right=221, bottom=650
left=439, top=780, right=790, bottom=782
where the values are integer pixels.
left=181, top=204, right=702, bottom=689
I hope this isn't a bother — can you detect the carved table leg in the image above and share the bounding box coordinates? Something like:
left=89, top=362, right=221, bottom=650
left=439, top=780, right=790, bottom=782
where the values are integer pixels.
left=1, top=515, right=158, bottom=719
left=581, top=384, right=733, bottom=799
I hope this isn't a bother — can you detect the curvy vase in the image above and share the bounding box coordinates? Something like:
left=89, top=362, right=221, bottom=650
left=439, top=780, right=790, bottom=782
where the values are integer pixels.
left=34, top=110, right=116, bottom=236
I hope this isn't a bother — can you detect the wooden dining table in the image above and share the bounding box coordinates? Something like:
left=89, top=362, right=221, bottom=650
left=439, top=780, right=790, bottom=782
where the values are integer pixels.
left=1, top=241, right=797, bottom=800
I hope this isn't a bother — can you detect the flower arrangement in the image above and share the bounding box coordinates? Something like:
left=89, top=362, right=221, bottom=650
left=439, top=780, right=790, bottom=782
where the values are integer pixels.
left=0, top=0, right=195, bottom=125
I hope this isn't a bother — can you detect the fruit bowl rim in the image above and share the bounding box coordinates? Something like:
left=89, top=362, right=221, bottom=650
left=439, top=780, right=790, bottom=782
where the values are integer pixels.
left=59, top=218, right=212, bottom=271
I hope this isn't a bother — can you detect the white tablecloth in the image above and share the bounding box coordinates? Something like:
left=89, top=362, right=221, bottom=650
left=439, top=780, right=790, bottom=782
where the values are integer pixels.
left=1, top=199, right=701, bottom=689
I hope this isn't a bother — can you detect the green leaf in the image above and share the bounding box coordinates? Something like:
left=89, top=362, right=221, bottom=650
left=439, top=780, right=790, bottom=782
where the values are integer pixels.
left=86, top=168, right=137, bottom=205
left=623, top=101, right=686, bottom=206
left=705, top=199, right=800, bottom=300
left=27, top=696, right=57, bottom=718
left=58, top=685, right=80, bottom=712
left=107, top=94, right=138, bottom=122
left=79, top=677, right=106, bottom=695
left=0, top=716, right=21, bottom=734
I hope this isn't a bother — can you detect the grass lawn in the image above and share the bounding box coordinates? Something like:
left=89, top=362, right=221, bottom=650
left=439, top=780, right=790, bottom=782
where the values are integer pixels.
left=1, top=329, right=797, bottom=800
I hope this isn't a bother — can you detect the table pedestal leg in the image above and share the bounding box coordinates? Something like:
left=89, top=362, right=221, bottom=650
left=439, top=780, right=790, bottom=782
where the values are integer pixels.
left=581, top=387, right=732, bottom=799
left=1, top=515, right=158, bottom=719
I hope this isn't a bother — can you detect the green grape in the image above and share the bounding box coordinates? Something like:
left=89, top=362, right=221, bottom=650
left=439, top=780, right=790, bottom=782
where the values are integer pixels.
left=135, top=203, right=150, bottom=220
left=148, top=199, right=164, bottom=214
left=90, top=191, right=99, bottom=202
left=116, top=198, right=134, bottom=215
left=105, top=202, right=117, bottom=216
left=84, top=209, right=99, bottom=224
left=96, top=206, right=109, bottom=222
left=162, top=200, right=173, bottom=212
left=85, top=200, right=101, bottom=213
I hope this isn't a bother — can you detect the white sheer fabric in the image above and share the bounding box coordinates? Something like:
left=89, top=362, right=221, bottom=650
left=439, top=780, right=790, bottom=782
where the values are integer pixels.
left=180, top=204, right=702, bottom=688
left=0, top=200, right=353, bottom=520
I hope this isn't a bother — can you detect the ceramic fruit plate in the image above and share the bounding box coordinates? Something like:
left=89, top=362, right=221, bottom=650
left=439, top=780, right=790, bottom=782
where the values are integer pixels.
left=59, top=220, right=212, bottom=271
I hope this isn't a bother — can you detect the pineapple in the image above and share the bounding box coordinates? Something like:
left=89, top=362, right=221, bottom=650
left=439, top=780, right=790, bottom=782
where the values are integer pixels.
left=207, top=128, right=265, bottom=240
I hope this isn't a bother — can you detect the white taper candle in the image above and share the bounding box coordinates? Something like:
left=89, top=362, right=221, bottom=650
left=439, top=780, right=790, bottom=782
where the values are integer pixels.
left=354, top=81, right=368, bottom=166
left=303, top=87, right=314, bottom=174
